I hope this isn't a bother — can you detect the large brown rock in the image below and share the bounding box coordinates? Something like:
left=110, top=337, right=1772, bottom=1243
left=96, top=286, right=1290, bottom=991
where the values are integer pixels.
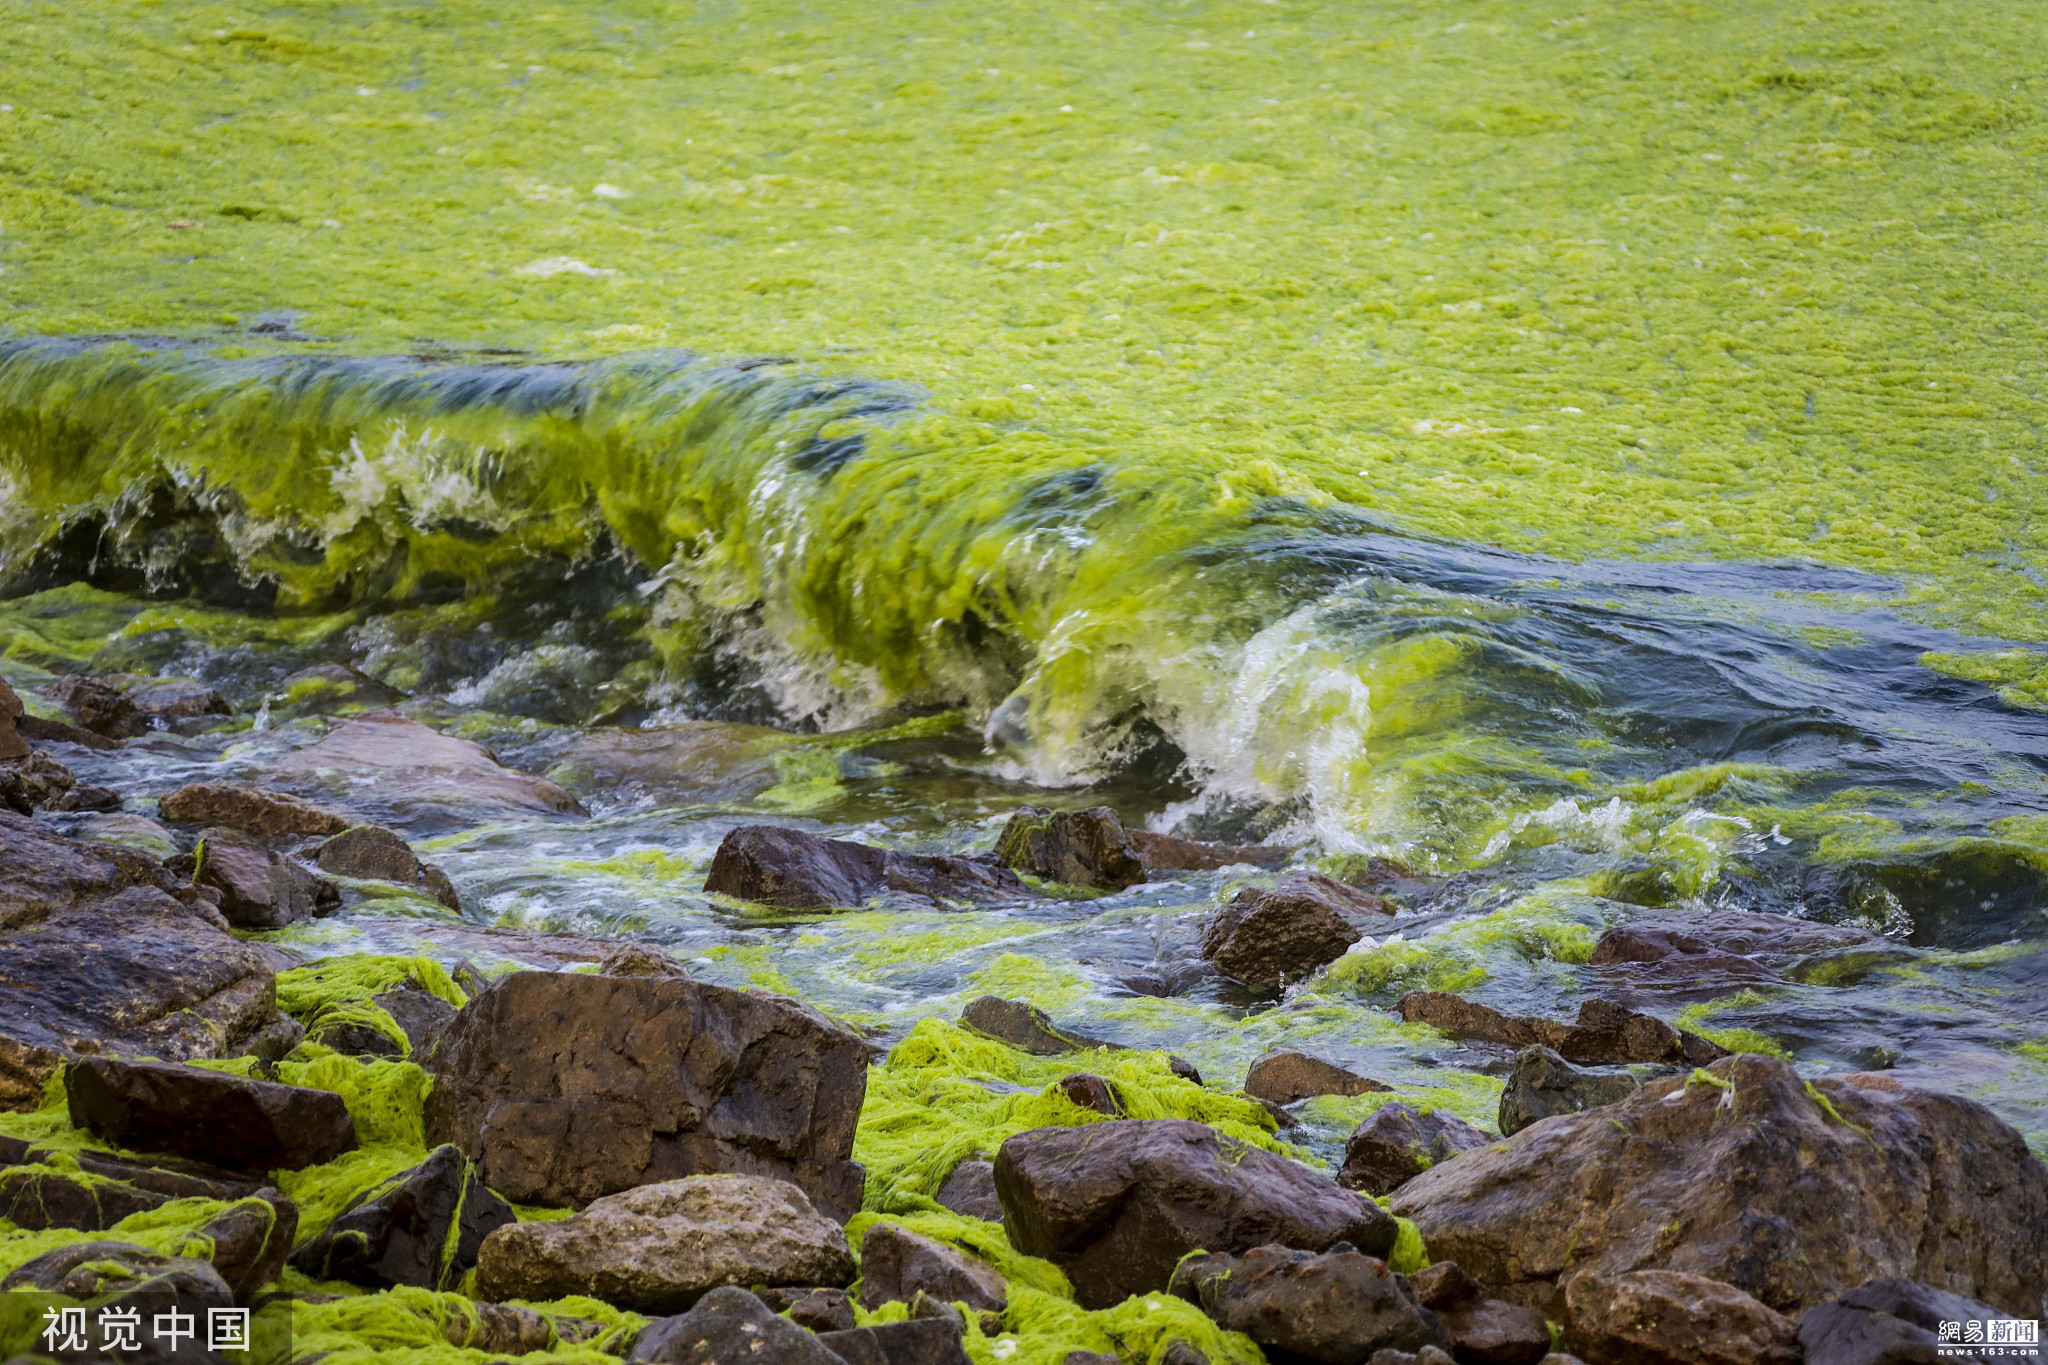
left=1202, top=872, right=1384, bottom=989
left=1562, top=1269, right=1800, bottom=1365
left=1392, top=1055, right=2048, bottom=1320
left=1396, top=993, right=1725, bottom=1066
left=66, top=1057, right=358, bottom=1174
left=1172, top=1244, right=1452, bottom=1364
left=174, top=826, right=340, bottom=929
left=158, top=782, right=354, bottom=839
left=1338, top=1101, right=1493, bottom=1196
left=273, top=710, right=586, bottom=824
left=422, top=969, right=867, bottom=1218
left=0, top=812, right=297, bottom=1108
left=476, top=1174, right=855, bottom=1313
left=1797, top=1277, right=2035, bottom=1365
left=992, top=806, right=1146, bottom=891
left=995, top=1118, right=1397, bottom=1309
left=1408, top=1263, right=1551, bottom=1365
left=704, top=824, right=1028, bottom=910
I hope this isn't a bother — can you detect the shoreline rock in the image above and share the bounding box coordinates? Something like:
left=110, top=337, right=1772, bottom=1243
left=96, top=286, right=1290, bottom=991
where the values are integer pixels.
left=705, top=823, right=1029, bottom=909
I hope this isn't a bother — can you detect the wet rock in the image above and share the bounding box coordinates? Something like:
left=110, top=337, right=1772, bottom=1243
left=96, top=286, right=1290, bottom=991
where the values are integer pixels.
left=1587, top=925, right=1777, bottom=982
left=1363, top=1350, right=1456, bottom=1365
left=16, top=710, right=124, bottom=750
left=1128, top=827, right=1288, bottom=871
left=195, top=1192, right=299, bottom=1302
left=934, top=1158, right=1003, bottom=1222
left=66, top=1056, right=357, bottom=1174
left=122, top=676, right=232, bottom=725
left=0, top=812, right=296, bottom=1108
left=158, top=781, right=354, bottom=839
left=628, top=1285, right=845, bottom=1364
left=273, top=709, right=586, bottom=824
left=817, top=1317, right=973, bottom=1365
left=455, top=1300, right=604, bottom=1355
left=996, top=1118, right=1397, bottom=1309
left=1393, top=1055, right=2048, bottom=1319
left=0, top=1138, right=271, bottom=1231
left=1409, top=1262, right=1550, bottom=1365
left=307, top=982, right=459, bottom=1058
left=1, top=1238, right=235, bottom=1310
left=1055, top=1072, right=1126, bottom=1116
left=0, top=675, right=27, bottom=760
left=172, top=826, right=339, bottom=929
left=3, top=749, right=78, bottom=812
left=760, top=1285, right=857, bottom=1333
left=50, top=782, right=122, bottom=812
left=422, top=969, right=867, bottom=1217
left=314, top=823, right=461, bottom=909
left=1397, top=993, right=1724, bottom=1066
left=476, top=1174, right=855, bottom=1313
left=1245, top=1049, right=1390, bottom=1105
left=1339, top=1101, right=1493, bottom=1196
left=1170, top=1244, right=1452, bottom=1362
left=275, top=663, right=404, bottom=712
left=1202, top=872, right=1382, bottom=989
left=1562, top=1269, right=1800, bottom=1365
left=1497, top=1046, right=1641, bottom=1136
left=599, top=944, right=693, bottom=978
left=993, top=805, right=1146, bottom=890
left=48, top=673, right=145, bottom=737
left=1798, top=1277, right=2039, bottom=1365
left=290, top=1144, right=513, bottom=1291
left=704, top=823, right=1028, bottom=910
left=858, top=1220, right=1007, bottom=1316
left=960, top=995, right=1114, bottom=1055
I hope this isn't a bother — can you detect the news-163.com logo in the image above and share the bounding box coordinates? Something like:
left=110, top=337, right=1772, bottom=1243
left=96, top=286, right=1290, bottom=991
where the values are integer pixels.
left=1938, top=1318, right=2041, bottom=1358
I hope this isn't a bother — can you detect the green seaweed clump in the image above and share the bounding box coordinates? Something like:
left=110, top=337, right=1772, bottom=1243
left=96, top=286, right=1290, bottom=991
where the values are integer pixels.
left=274, top=955, right=470, bottom=1059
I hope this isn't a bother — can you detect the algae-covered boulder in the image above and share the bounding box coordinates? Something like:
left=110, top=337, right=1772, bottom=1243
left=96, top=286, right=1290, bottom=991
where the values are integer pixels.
left=0, top=812, right=297, bottom=1108
left=305, top=982, right=457, bottom=1059
left=66, top=1056, right=357, bottom=1175
left=1392, top=1054, right=2048, bottom=1320
left=704, top=823, right=1028, bottom=910
left=996, top=1118, right=1397, bottom=1309
left=158, top=781, right=354, bottom=839
left=1338, top=1101, right=1492, bottom=1196
left=0, top=1134, right=271, bottom=1231
left=1201, top=872, right=1383, bottom=990
left=477, top=1174, right=855, bottom=1313
left=1171, top=1244, right=1452, bottom=1363
left=992, top=806, right=1146, bottom=890
left=1, top=1238, right=234, bottom=1309
left=628, top=1285, right=845, bottom=1364
left=422, top=969, right=867, bottom=1217
left=290, top=1144, right=514, bottom=1291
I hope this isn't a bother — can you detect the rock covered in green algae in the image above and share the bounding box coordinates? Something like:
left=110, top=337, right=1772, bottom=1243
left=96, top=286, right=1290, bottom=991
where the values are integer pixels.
left=992, top=806, right=1147, bottom=892
left=476, top=1174, right=855, bottom=1314
left=289, top=1143, right=514, bottom=1292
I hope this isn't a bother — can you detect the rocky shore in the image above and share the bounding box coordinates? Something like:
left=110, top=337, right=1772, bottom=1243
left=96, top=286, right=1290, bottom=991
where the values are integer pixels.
left=2, top=666, right=2044, bottom=1365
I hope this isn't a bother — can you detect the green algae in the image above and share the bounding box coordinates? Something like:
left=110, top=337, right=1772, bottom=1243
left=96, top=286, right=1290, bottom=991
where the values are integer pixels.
left=1673, top=991, right=1795, bottom=1061
left=273, top=955, right=470, bottom=1058
left=1923, top=649, right=2048, bottom=713
left=856, top=1019, right=1288, bottom=1215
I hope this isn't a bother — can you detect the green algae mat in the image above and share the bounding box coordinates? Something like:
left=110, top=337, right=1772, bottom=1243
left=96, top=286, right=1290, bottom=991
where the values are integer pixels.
left=3, top=3, right=2048, bottom=1361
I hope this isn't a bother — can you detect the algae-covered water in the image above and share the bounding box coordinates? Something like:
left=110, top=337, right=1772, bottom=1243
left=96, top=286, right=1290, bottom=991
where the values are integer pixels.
left=2, top=0, right=2046, bottom=1235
